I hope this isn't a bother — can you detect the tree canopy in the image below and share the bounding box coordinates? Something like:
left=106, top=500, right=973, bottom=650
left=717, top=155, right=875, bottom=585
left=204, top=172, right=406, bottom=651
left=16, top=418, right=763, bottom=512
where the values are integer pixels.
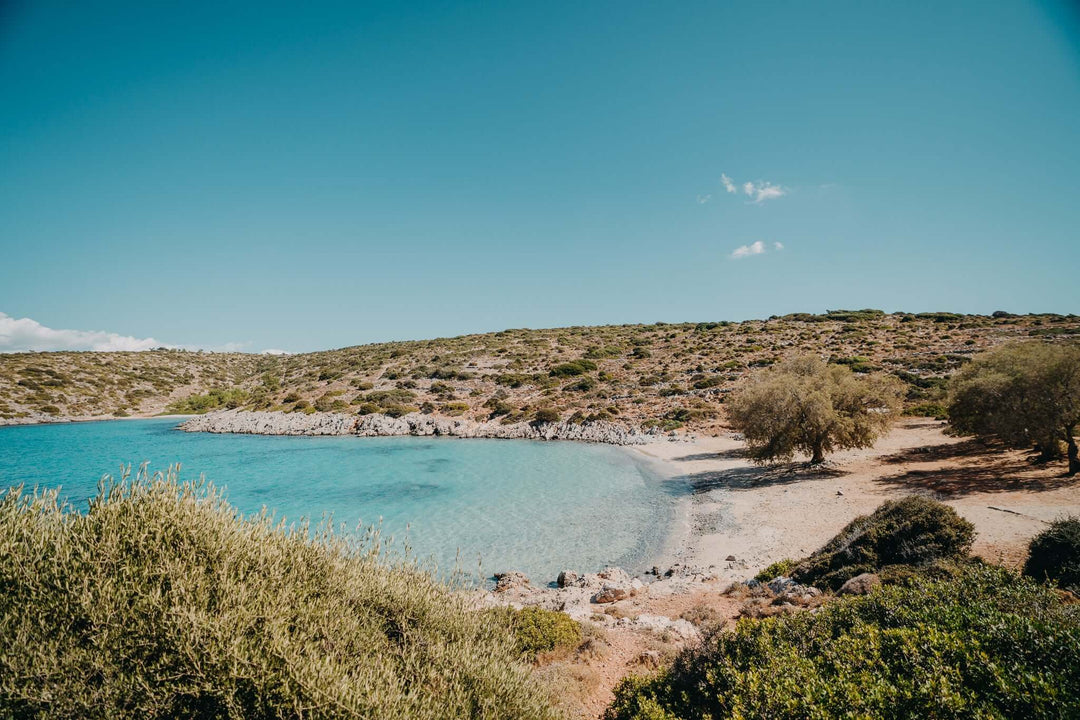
left=727, top=355, right=903, bottom=464
left=948, top=342, right=1080, bottom=475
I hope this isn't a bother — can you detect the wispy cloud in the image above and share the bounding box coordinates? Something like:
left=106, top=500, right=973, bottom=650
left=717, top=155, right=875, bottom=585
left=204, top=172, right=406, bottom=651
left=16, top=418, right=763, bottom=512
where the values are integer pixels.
left=730, top=240, right=785, bottom=259
left=705, top=172, right=787, bottom=205
left=742, top=180, right=786, bottom=203
left=731, top=241, right=766, bottom=259
left=261, top=348, right=290, bottom=355
left=0, top=312, right=251, bottom=354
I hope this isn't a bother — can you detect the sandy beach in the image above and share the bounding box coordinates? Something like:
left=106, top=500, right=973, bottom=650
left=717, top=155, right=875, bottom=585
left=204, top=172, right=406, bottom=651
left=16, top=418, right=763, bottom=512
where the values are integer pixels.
left=635, top=418, right=1080, bottom=580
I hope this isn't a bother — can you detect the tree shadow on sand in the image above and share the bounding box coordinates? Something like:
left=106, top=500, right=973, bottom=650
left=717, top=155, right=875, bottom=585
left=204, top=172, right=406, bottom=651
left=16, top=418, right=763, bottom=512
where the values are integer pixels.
left=669, top=448, right=749, bottom=463
left=673, top=463, right=848, bottom=496
left=874, top=450, right=1076, bottom=498
left=879, top=438, right=997, bottom=465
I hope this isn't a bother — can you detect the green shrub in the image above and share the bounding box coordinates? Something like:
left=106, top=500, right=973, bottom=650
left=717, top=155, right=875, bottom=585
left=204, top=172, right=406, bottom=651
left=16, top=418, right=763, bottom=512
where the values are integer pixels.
left=505, top=606, right=582, bottom=660
left=549, top=360, right=597, bottom=378
left=791, top=496, right=975, bottom=590
left=1024, top=516, right=1080, bottom=592
left=166, top=387, right=250, bottom=414
left=605, top=565, right=1080, bottom=719
left=354, top=401, right=381, bottom=415
left=754, top=558, right=796, bottom=582
left=0, top=468, right=556, bottom=719
left=533, top=408, right=560, bottom=424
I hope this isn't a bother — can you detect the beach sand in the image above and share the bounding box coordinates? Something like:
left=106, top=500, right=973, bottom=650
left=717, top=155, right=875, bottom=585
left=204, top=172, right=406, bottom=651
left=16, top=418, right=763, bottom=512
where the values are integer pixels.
left=635, top=417, right=1080, bottom=579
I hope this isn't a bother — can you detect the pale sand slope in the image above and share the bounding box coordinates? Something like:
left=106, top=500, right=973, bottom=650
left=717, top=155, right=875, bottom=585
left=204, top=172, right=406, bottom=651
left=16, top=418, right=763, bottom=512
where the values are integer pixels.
left=636, top=418, right=1080, bottom=580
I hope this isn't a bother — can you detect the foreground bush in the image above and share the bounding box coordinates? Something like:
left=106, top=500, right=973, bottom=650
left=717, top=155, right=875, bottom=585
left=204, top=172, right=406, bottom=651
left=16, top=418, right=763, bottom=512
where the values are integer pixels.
left=605, top=565, right=1080, bottom=719
left=0, top=467, right=556, bottom=719
left=791, top=496, right=975, bottom=590
left=494, top=606, right=583, bottom=661
left=1024, top=515, right=1080, bottom=593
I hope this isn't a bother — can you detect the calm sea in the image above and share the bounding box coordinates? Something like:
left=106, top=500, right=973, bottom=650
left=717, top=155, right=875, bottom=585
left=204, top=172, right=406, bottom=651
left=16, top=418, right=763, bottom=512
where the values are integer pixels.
left=0, top=418, right=679, bottom=584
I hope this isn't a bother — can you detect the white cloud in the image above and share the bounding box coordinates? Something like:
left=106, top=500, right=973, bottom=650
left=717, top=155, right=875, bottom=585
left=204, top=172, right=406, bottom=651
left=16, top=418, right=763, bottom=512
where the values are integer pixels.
left=742, top=180, right=786, bottom=203
left=730, top=241, right=767, bottom=259
left=261, top=348, right=289, bottom=355
left=720, top=173, right=737, bottom=194
left=0, top=311, right=256, bottom=354
left=773, top=241, right=785, bottom=251
left=0, top=312, right=165, bottom=352
left=696, top=194, right=711, bottom=204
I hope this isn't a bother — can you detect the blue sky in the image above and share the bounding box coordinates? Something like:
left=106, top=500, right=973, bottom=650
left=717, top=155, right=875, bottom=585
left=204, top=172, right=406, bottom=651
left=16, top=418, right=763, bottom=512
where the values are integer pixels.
left=1, top=0, right=1078, bottom=352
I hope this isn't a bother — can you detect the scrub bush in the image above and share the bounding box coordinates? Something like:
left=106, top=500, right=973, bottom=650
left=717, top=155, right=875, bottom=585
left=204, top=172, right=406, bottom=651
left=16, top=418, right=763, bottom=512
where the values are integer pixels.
left=605, top=565, right=1080, bottom=719
left=0, top=467, right=556, bottom=719
left=1024, top=516, right=1080, bottom=592
left=791, top=496, right=975, bottom=590
left=504, top=607, right=582, bottom=660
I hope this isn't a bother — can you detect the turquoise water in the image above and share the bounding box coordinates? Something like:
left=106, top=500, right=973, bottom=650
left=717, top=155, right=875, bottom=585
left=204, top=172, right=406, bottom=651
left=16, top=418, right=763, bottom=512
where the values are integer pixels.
left=0, top=418, right=677, bottom=583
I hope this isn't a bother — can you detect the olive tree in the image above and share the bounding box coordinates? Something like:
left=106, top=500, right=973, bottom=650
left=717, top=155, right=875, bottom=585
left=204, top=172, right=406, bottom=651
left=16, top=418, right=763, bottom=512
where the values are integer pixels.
left=948, top=342, right=1080, bottom=475
left=728, top=355, right=903, bottom=464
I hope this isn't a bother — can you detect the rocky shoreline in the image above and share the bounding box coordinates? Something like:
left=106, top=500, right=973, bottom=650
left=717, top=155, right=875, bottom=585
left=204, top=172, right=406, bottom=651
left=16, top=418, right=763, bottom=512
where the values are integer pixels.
left=179, top=409, right=675, bottom=445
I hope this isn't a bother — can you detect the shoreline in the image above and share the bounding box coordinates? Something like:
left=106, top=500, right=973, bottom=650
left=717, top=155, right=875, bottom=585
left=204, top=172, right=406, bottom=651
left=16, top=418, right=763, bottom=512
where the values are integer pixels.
left=177, top=409, right=677, bottom=446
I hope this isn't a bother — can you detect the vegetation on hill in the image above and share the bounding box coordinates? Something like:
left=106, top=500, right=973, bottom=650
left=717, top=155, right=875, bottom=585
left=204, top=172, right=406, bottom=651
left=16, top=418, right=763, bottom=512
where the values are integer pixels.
left=604, top=564, right=1080, bottom=719
left=726, top=354, right=903, bottom=463
left=0, top=466, right=556, bottom=719
left=948, top=342, right=1080, bottom=475
left=2, top=312, right=1077, bottom=431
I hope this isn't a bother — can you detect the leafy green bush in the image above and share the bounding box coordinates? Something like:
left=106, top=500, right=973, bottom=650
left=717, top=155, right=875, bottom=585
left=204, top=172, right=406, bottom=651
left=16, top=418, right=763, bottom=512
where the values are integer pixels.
left=505, top=606, right=582, bottom=660
left=166, top=387, right=250, bottom=414
left=533, top=408, right=560, bottom=424
left=549, top=360, right=597, bottom=378
left=1024, top=516, right=1080, bottom=592
left=0, top=468, right=556, bottom=719
left=791, top=496, right=975, bottom=590
left=605, top=565, right=1080, bottom=719
left=753, top=558, right=796, bottom=582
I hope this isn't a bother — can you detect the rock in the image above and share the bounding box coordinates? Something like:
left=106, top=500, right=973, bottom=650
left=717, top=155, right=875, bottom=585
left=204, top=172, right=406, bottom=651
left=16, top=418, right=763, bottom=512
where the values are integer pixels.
left=592, top=583, right=632, bottom=604
left=180, top=410, right=655, bottom=445
left=634, top=650, right=663, bottom=669
left=557, top=570, right=579, bottom=588
left=725, top=555, right=736, bottom=562
left=598, top=566, right=631, bottom=584
left=493, top=571, right=531, bottom=593
left=765, top=576, right=820, bottom=598
left=838, top=573, right=881, bottom=596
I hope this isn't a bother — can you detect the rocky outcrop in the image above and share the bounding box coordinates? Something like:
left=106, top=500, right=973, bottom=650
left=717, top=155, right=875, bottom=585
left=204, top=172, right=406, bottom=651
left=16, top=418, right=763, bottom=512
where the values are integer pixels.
left=180, top=410, right=662, bottom=445
left=838, top=572, right=881, bottom=596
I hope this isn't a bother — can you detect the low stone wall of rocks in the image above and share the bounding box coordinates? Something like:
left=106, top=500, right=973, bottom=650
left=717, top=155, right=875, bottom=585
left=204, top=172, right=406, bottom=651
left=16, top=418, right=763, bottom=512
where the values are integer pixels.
left=179, top=409, right=663, bottom=446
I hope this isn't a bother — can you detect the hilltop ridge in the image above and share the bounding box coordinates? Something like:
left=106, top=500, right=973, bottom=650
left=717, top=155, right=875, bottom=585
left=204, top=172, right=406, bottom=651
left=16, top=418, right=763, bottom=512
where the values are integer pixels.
left=2, top=310, right=1077, bottom=431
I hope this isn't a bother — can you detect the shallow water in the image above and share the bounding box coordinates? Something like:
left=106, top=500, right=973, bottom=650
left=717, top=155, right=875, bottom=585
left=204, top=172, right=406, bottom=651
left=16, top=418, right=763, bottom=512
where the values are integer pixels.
left=0, top=418, right=678, bottom=583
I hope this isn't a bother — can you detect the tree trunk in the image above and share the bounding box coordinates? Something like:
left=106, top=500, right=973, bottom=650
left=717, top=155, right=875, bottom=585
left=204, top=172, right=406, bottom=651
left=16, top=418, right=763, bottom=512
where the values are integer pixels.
left=810, top=445, right=825, bottom=465
left=1068, top=432, right=1079, bottom=477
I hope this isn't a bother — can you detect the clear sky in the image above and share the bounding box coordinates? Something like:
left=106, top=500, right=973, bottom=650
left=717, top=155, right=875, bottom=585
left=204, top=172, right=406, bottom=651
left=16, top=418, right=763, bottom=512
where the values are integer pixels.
left=2, top=0, right=1078, bottom=353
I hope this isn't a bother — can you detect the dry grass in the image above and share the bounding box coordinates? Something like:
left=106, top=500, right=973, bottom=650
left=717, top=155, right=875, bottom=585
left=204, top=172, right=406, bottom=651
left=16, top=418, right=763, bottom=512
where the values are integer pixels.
left=0, top=464, right=557, bottom=719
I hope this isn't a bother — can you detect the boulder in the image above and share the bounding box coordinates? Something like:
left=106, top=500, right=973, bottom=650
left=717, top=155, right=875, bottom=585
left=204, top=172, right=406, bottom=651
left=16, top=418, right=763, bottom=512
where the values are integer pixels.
left=592, top=583, right=632, bottom=603
left=493, top=571, right=531, bottom=593
left=838, top=573, right=881, bottom=596
left=557, top=570, right=580, bottom=588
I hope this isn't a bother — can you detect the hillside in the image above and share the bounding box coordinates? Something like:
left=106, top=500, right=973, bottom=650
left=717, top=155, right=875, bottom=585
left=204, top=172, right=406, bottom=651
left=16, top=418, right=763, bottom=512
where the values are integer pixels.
left=2, top=310, right=1078, bottom=430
